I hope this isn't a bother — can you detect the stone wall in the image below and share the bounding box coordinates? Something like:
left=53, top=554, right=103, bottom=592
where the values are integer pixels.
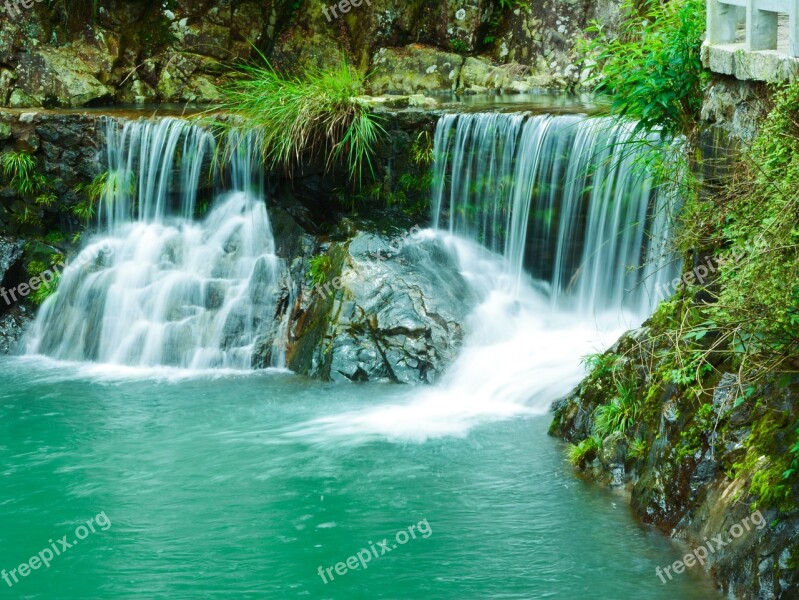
left=700, top=75, right=771, bottom=143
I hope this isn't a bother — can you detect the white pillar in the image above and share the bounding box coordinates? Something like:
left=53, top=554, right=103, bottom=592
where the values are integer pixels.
left=708, top=0, right=739, bottom=44
left=790, top=0, right=799, bottom=57
left=746, top=0, right=778, bottom=51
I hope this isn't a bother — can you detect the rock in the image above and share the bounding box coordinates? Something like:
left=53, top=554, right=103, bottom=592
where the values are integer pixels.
left=288, top=229, right=476, bottom=384
left=701, top=77, right=771, bottom=143
left=9, top=89, right=36, bottom=108
left=370, top=45, right=464, bottom=95
left=0, top=69, right=16, bottom=105
left=155, top=52, right=223, bottom=103
left=0, top=307, right=32, bottom=355
left=0, top=236, right=23, bottom=283
left=0, top=122, right=11, bottom=142
left=14, top=47, right=112, bottom=107
left=458, top=56, right=496, bottom=90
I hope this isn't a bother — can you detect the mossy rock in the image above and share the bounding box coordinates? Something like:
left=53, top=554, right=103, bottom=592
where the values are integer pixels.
left=369, top=45, right=464, bottom=95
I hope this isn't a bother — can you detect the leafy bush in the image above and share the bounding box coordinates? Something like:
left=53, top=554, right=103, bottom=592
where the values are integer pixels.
left=627, top=438, right=647, bottom=461
left=695, top=84, right=799, bottom=383
left=568, top=435, right=601, bottom=468
left=581, top=0, right=709, bottom=137
left=214, top=53, right=385, bottom=184
left=73, top=170, right=135, bottom=225
left=26, top=256, right=64, bottom=305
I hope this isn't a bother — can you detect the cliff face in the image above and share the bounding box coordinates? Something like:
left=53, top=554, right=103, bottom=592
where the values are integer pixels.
left=0, top=0, right=622, bottom=108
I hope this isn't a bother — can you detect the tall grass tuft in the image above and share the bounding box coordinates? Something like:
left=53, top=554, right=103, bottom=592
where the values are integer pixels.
left=214, top=53, right=385, bottom=184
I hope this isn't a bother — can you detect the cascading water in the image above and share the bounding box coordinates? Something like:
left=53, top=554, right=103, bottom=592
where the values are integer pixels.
left=299, top=113, right=680, bottom=442
left=26, top=118, right=288, bottom=370
left=432, top=113, right=678, bottom=314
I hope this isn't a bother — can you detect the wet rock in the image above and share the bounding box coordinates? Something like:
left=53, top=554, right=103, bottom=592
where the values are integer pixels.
left=14, top=47, right=113, bottom=108
left=0, top=307, right=32, bottom=355
left=0, top=237, right=23, bottom=283
left=155, top=52, right=223, bottom=103
left=288, top=230, right=475, bottom=384
left=370, top=45, right=464, bottom=95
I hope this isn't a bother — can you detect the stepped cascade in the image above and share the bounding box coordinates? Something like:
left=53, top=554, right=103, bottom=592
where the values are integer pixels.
left=26, top=118, right=287, bottom=369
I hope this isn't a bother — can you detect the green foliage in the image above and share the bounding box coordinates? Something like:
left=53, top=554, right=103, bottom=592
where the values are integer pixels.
left=783, top=424, right=799, bottom=480
left=449, top=39, right=469, bottom=54
left=735, top=413, right=798, bottom=511
left=0, top=151, right=59, bottom=232
left=411, top=131, right=435, bottom=167
left=214, top=52, right=385, bottom=184
left=580, top=0, right=709, bottom=136
left=73, top=170, right=134, bottom=226
left=627, top=438, right=647, bottom=461
left=677, top=402, right=714, bottom=460
left=26, top=256, right=64, bottom=306
left=680, top=84, right=799, bottom=385
left=568, top=435, right=601, bottom=468
left=1, top=152, right=37, bottom=192
left=593, top=379, right=640, bottom=437
left=582, top=351, right=619, bottom=381
left=308, top=254, right=332, bottom=287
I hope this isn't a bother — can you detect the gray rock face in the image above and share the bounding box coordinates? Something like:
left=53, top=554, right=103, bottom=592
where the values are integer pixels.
left=0, top=236, right=26, bottom=355
left=288, top=230, right=476, bottom=384
left=369, top=46, right=464, bottom=95
left=0, top=307, right=32, bottom=354
left=0, top=236, right=23, bottom=282
left=701, top=77, right=771, bottom=143
left=550, top=326, right=799, bottom=599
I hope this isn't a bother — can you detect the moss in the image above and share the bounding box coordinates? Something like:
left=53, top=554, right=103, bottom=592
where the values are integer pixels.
left=677, top=402, right=714, bottom=460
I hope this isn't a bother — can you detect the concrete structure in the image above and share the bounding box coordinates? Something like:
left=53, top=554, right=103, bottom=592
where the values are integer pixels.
left=704, top=0, right=799, bottom=81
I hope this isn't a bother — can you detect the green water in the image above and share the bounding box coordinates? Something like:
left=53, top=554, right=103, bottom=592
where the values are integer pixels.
left=0, top=357, right=719, bottom=599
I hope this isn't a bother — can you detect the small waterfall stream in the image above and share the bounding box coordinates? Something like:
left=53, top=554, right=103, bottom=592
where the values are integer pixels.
left=26, top=118, right=287, bottom=369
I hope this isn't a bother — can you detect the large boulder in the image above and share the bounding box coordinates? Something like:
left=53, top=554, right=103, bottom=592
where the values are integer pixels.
left=14, top=46, right=113, bottom=107
left=490, top=0, right=624, bottom=87
left=369, top=45, right=464, bottom=95
left=288, top=229, right=476, bottom=384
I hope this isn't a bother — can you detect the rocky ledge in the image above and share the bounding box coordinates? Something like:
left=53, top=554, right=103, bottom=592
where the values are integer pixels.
left=550, top=325, right=799, bottom=598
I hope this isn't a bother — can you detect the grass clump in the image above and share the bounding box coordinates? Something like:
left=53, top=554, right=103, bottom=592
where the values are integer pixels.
left=308, top=254, right=332, bottom=287
left=568, top=435, right=601, bottom=468
left=593, top=379, right=640, bottom=437
left=215, top=53, right=385, bottom=184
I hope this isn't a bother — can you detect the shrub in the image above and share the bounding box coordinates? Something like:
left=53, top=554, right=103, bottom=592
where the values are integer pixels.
left=593, top=380, right=640, bottom=437
left=581, top=0, right=709, bottom=137
left=214, top=53, right=385, bottom=184
left=308, top=254, right=332, bottom=287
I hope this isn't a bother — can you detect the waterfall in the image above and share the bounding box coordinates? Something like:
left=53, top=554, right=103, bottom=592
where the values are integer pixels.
left=300, top=113, right=681, bottom=441
left=26, top=118, right=287, bottom=370
left=432, top=113, right=679, bottom=316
